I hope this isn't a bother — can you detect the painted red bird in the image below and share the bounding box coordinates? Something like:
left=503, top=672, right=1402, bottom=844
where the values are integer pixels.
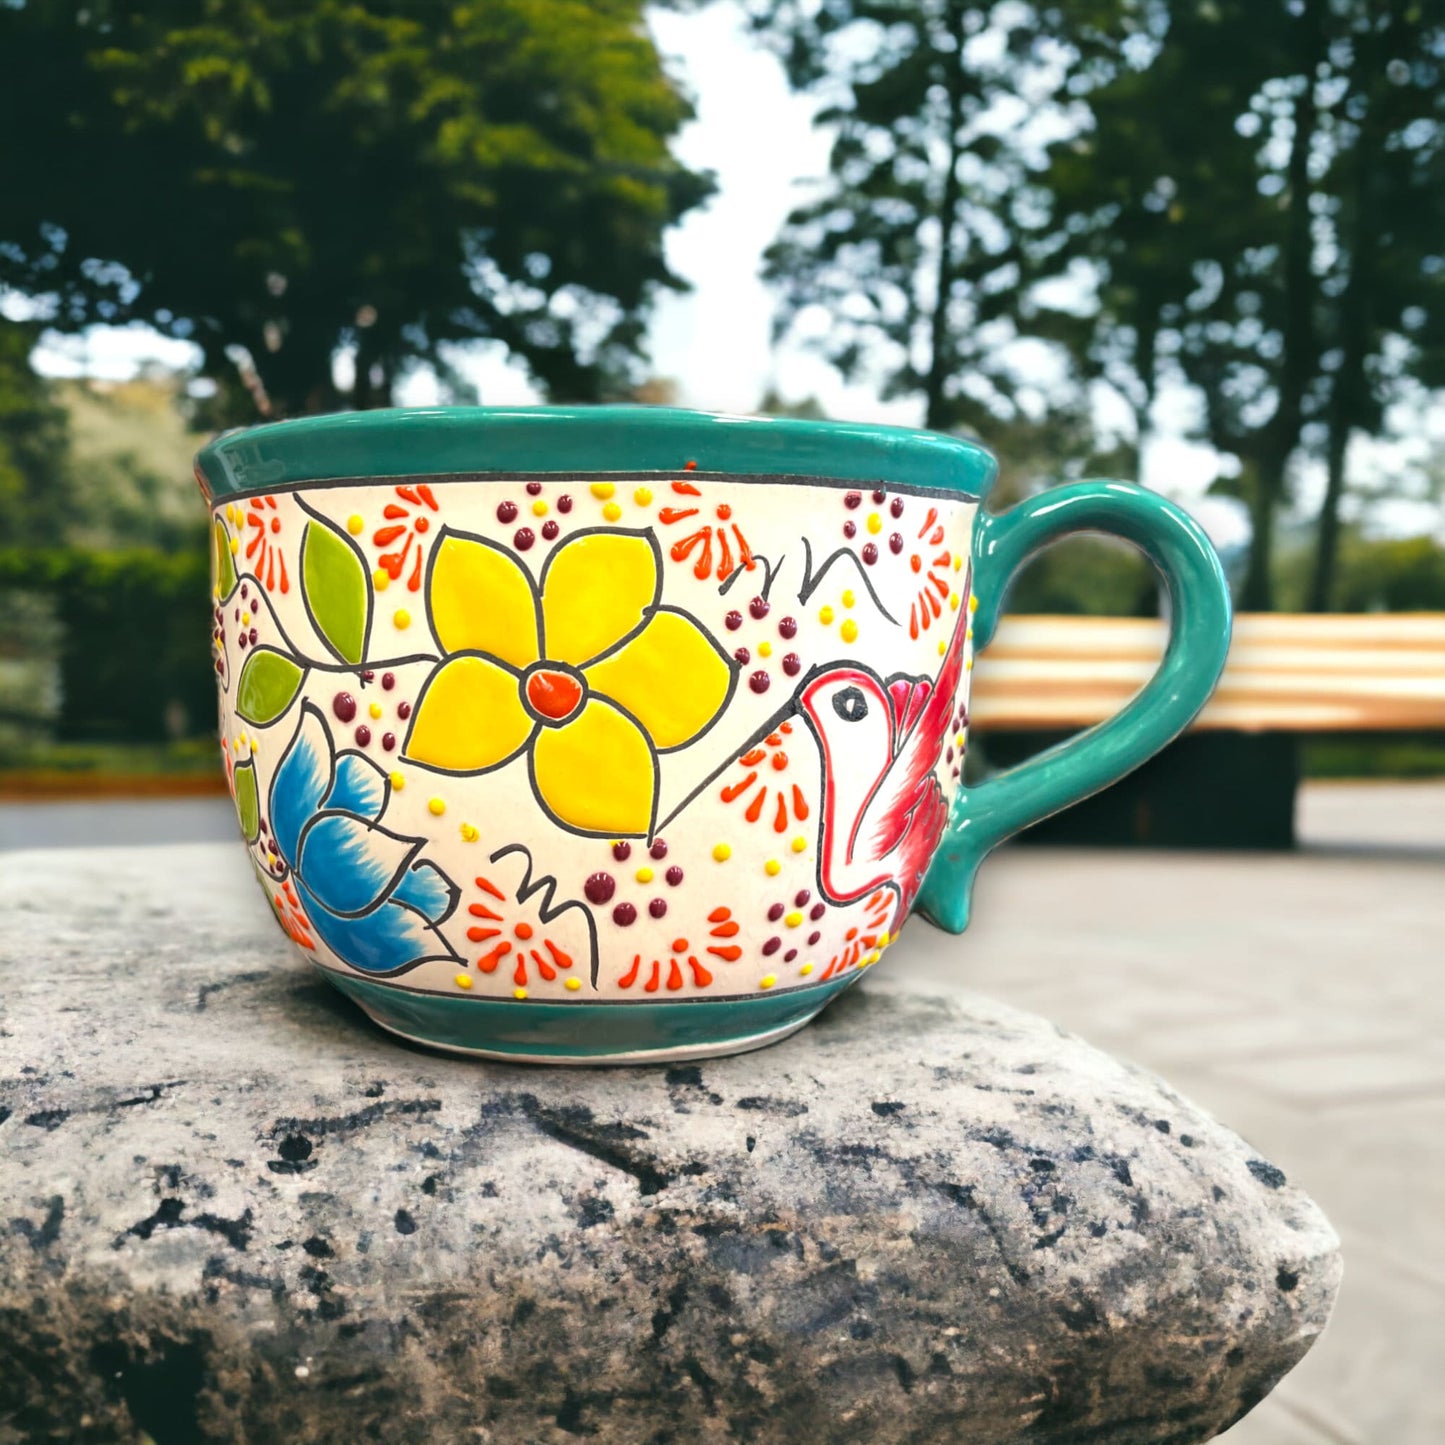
left=796, top=593, right=969, bottom=913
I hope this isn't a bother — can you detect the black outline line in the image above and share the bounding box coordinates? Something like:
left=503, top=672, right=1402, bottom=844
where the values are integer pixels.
left=223, top=567, right=332, bottom=669
left=517, top=659, right=590, bottom=730
left=293, top=809, right=426, bottom=921
left=717, top=549, right=783, bottom=601
left=488, top=842, right=603, bottom=990
left=234, top=645, right=308, bottom=728
left=536, top=525, right=664, bottom=667
left=231, top=755, right=260, bottom=843
left=797, top=665, right=897, bottom=898
left=271, top=702, right=464, bottom=977
left=295, top=496, right=375, bottom=667
left=796, top=538, right=900, bottom=623
left=421, top=523, right=545, bottom=665
left=525, top=693, right=661, bottom=842
left=296, top=870, right=462, bottom=979
left=207, top=470, right=985, bottom=507
left=328, top=746, right=393, bottom=821
left=400, top=650, right=538, bottom=776
left=389, top=860, right=463, bottom=935
left=581, top=604, right=741, bottom=757
left=656, top=695, right=803, bottom=832
left=213, top=515, right=239, bottom=599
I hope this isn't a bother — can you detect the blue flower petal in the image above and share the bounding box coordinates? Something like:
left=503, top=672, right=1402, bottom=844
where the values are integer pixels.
left=297, top=812, right=419, bottom=917
left=270, top=705, right=333, bottom=864
left=390, top=861, right=458, bottom=926
left=299, top=886, right=452, bottom=975
left=327, top=749, right=388, bottom=821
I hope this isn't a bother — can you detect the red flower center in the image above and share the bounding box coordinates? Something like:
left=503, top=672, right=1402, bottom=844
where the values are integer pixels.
left=525, top=667, right=585, bottom=723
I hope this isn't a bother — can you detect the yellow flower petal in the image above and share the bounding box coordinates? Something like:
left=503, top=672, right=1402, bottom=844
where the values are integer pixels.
left=404, top=655, right=535, bottom=773
left=428, top=530, right=540, bottom=668
left=583, top=609, right=733, bottom=751
left=540, top=531, right=659, bottom=666
left=531, top=697, right=656, bottom=835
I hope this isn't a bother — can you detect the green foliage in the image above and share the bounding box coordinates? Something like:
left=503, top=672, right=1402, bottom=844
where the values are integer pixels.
left=235, top=647, right=305, bottom=727
left=0, top=1, right=712, bottom=420
left=1004, top=536, right=1156, bottom=618
left=0, top=320, right=72, bottom=547
left=299, top=513, right=369, bottom=664
left=1276, top=532, right=1445, bottom=613
left=1301, top=736, right=1445, bottom=779
left=747, top=1, right=1052, bottom=433
left=56, top=375, right=209, bottom=551
left=0, top=546, right=215, bottom=743
left=752, top=1, right=1445, bottom=612
left=231, top=755, right=260, bottom=840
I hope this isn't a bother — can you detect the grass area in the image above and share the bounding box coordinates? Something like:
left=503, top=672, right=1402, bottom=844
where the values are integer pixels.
left=1301, top=735, right=1445, bottom=779
left=0, top=738, right=226, bottom=797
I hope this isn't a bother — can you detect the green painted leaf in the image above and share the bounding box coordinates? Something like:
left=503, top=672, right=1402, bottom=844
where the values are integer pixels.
left=236, top=647, right=305, bottom=726
left=232, top=756, right=260, bottom=842
left=214, top=517, right=237, bottom=598
left=302, top=517, right=370, bottom=665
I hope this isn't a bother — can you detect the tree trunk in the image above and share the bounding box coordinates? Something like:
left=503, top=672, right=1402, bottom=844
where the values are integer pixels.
left=351, top=328, right=395, bottom=411
left=1310, top=416, right=1351, bottom=612
left=923, top=3, right=966, bottom=432
left=1239, top=458, right=1277, bottom=612
left=1244, top=0, right=1327, bottom=613
left=1308, top=8, right=1388, bottom=613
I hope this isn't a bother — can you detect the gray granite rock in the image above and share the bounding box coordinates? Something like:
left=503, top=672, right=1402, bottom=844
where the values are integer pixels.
left=1, top=845, right=1338, bottom=1444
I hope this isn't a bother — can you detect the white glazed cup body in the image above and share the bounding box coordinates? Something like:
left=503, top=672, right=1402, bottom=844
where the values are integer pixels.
left=208, top=461, right=979, bottom=1059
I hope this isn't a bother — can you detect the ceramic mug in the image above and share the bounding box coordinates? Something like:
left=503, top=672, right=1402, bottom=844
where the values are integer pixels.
left=196, top=406, right=1231, bottom=1063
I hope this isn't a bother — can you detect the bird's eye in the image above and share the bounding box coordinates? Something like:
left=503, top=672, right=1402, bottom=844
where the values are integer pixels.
left=832, top=685, right=869, bottom=723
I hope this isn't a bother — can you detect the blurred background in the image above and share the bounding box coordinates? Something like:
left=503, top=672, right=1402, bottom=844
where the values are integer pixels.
left=0, top=4, right=1441, bottom=1439
left=1, top=0, right=1442, bottom=799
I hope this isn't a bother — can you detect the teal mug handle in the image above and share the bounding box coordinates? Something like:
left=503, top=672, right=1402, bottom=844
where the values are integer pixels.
left=916, top=480, right=1233, bottom=933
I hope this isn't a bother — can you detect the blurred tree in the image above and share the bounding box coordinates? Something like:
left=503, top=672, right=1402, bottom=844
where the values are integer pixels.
left=1026, top=0, right=1445, bottom=611
left=0, top=0, right=712, bottom=420
left=1277, top=530, right=1445, bottom=614
left=745, top=1, right=1063, bottom=434
left=755, top=2, right=1445, bottom=613
left=1305, top=4, right=1445, bottom=610
left=0, top=320, right=72, bottom=547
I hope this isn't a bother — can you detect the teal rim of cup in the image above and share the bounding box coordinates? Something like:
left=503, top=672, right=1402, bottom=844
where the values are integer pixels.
left=193, top=405, right=999, bottom=502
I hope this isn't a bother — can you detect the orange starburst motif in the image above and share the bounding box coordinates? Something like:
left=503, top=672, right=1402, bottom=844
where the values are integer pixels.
left=658, top=480, right=756, bottom=581
left=372, top=483, right=440, bottom=592
left=244, top=496, right=290, bottom=593
left=718, top=722, right=811, bottom=834
left=269, top=878, right=316, bottom=950
left=905, top=506, right=954, bottom=640
left=818, top=889, right=894, bottom=980
left=617, top=933, right=715, bottom=992
left=464, top=873, right=576, bottom=988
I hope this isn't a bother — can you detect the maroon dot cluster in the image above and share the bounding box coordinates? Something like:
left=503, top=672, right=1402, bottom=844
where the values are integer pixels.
left=590, top=838, right=684, bottom=927
left=336, top=675, right=410, bottom=751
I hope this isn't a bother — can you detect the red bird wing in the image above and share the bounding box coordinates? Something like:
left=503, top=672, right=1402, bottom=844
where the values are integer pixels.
left=866, top=585, right=970, bottom=860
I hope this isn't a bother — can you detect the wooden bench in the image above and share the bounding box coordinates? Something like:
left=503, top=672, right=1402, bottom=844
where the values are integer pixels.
left=969, top=613, right=1445, bottom=846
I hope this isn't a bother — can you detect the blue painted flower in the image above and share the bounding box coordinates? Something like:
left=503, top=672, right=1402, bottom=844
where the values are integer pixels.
left=267, top=702, right=460, bottom=974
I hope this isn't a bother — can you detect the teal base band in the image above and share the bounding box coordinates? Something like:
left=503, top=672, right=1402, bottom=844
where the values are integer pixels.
left=322, top=969, right=863, bottom=1064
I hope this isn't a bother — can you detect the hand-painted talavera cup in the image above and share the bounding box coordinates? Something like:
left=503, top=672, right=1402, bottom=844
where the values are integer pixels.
left=196, top=407, right=1231, bottom=1063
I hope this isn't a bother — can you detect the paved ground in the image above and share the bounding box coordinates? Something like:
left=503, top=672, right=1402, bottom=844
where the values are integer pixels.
left=2, top=779, right=1441, bottom=1441
left=894, top=782, right=1445, bottom=1444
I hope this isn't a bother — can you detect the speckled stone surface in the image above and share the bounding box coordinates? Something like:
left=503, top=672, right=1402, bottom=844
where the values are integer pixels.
left=0, top=845, right=1339, bottom=1444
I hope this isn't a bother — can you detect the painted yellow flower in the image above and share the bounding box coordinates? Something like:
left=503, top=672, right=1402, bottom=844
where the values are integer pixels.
left=403, top=527, right=735, bottom=837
